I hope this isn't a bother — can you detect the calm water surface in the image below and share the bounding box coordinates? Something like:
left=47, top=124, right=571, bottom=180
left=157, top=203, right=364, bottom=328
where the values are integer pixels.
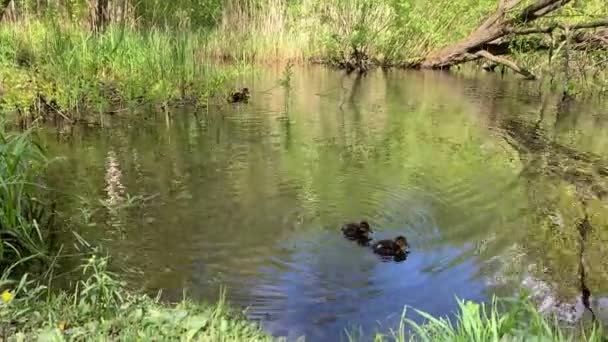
left=44, top=67, right=608, bottom=341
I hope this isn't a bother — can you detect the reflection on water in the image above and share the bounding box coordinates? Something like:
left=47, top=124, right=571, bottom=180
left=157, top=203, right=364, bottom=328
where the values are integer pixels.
left=43, top=67, right=608, bottom=341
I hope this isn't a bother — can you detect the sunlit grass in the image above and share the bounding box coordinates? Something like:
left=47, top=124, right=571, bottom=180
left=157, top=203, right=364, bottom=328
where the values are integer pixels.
left=0, top=20, right=241, bottom=123
left=4, top=248, right=603, bottom=341
left=1, top=252, right=272, bottom=341
left=361, top=297, right=603, bottom=342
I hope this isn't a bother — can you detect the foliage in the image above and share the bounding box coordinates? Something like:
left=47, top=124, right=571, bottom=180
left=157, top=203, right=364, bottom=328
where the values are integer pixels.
left=365, top=296, right=604, bottom=341
left=0, top=20, right=241, bottom=123
left=2, top=253, right=603, bottom=341
left=0, top=126, right=52, bottom=267
left=0, top=228, right=269, bottom=340
left=0, top=253, right=272, bottom=341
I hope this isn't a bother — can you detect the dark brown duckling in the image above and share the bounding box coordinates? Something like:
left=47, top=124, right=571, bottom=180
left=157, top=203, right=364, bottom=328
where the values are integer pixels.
left=228, top=88, right=250, bottom=103
left=341, top=221, right=372, bottom=243
left=372, top=236, right=408, bottom=257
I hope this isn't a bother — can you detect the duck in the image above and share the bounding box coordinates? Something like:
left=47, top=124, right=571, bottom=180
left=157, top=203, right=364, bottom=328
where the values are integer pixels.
left=341, top=221, right=372, bottom=243
left=228, top=88, right=250, bottom=103
left=372, top=236, right=408, bottom=257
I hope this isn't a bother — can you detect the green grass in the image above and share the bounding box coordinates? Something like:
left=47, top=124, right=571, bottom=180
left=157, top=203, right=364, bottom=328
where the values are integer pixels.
left=2, top=248, right=603, bottom=341
left=0, top=20, right=242, bottom=124
left=1, top=253, right=273, bottom=341
left=0, top=125, right=53, bottom=268
left=202, top=0, right=498, bottom=65
left=378, top=297, right=603, bottom=342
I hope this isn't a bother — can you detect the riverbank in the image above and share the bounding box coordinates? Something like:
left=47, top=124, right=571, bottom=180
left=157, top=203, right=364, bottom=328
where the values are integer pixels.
left=1, top=255, right=272, bottom=341
left=2, top=260, right=604, bottom=341
left=2, top=0, right=608, bottom=127
left=0, top=20, right=248, bottom=127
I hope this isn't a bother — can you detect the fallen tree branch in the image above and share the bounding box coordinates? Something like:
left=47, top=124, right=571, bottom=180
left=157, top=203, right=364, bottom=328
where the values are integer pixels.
left=421, top=0, right=574, bottom=69
left=419, top=0, right=608, bottom=75
left=474, top=50, right=537, bottom=79
left=517, top=0, right=572, bottom=23
left=477, top=30, right=608, bottom=59
left=572, top=29, right=608, bottom=50
left=511, top=18, right=608, bottom=35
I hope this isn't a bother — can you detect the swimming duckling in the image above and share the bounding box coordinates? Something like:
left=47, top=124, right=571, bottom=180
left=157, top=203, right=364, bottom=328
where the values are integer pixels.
left=372, top=236, right=408, bottom=257
left=341, top=221, right=372, bottom=243
left=228, top=88, right=250, bottom=103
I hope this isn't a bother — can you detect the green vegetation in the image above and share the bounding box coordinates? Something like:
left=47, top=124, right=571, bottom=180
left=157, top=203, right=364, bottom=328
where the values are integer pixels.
left=0, top=125, right=52, bottom=268
left=1, top=0, right=607, bottom=125
left=1, top=242, right=603, bottom=341
left=1, top=253, right=272, bottom=341
left=0, top=21, right=241, bottom=124
left=372, top=297, right=603, bottom=342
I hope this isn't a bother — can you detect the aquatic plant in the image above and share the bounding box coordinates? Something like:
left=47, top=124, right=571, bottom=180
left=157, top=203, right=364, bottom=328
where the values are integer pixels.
left=278, top=61, right=294, bottom=91
left=0, top=125, right=54, bottom=267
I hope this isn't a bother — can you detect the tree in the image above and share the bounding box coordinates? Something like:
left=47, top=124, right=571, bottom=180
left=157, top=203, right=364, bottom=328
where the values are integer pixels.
left=92, top=0, right=110, bottom=32
left=1, top=0, right=12, bottom=22
left=420, top=0, right=608, bottom=79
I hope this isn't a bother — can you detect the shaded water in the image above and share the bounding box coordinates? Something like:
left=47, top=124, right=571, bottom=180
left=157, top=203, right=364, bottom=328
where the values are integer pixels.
left=44, top=67, right=608, bottom=341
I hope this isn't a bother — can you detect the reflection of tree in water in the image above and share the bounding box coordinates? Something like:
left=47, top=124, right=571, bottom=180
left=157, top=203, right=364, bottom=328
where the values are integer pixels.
left=104, top=150, right=126, bottom=206
left=104, top=150, right=127, bottom=232
left=500, top=94, right=608, bottom=318
left=422, top=72, right=608, bottom=319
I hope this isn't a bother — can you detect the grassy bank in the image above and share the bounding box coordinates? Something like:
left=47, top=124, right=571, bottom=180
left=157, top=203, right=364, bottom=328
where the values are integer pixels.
left=2, top=258, right=604, bottom=341
left=1, top=0, right=607, bottom=126
left=1, top=254, right=272, bottom=341
left=365, top=298, right=603, bottom=342
left=0, top=21, right=242, bottom=125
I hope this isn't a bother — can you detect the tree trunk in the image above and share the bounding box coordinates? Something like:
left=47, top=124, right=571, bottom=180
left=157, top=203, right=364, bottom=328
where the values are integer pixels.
left=1, top=0, right=12, bottom=21
left=421, top=0, right=574, bottom=70
left=420, top=0, right=608, bottom=78
left=93, top=0, right=109, bottom=32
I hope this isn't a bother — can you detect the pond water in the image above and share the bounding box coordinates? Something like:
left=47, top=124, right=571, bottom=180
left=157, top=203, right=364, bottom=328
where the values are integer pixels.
left=43, top=67, right=608, bottom=341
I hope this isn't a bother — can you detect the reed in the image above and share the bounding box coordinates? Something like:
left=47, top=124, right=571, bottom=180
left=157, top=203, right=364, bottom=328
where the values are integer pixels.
left=0, top=20, right=239, bottom=123
left=0, top=125, right=53, bottom=268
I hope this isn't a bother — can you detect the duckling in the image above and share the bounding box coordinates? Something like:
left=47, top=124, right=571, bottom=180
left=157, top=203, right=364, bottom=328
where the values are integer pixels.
left=228, top=88, right=250, bottom=103
left=341, top=221, right=372, bottom=243
left=372, top=236, right=408, bottom=257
